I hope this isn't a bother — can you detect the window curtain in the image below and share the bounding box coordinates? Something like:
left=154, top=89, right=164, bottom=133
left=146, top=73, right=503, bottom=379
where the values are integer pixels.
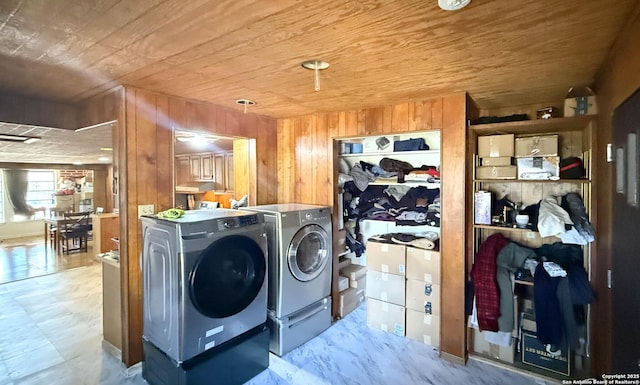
left=3, top=169, right=32, bottom=216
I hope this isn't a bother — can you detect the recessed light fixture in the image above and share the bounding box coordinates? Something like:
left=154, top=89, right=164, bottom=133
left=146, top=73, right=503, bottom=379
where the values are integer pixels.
left=73, top=161, right=84, bottom=165
left=235, top=99, right=256, bottom=114
left=98, top=157, right=110, bottom=162
left=301, top=60, right=330, bottom=91
left=100, top=147, right=113, bottom=151
left=438, top=0, right=470, bottom=11
left=0, top=134, right=41, bottom=143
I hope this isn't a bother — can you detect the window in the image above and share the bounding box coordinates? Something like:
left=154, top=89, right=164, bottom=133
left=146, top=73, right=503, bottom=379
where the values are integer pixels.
left=25, top=170, right=56, bottom=219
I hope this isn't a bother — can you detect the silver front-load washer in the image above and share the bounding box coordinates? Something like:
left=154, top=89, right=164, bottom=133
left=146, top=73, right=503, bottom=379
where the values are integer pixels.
left=246, top=203, right=332, bottom=355
left=140, top=209, right=268, bottom=363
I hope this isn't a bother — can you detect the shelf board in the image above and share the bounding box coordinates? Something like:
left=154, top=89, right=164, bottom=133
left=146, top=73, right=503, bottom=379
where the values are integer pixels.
left=515, top=278, right=534, bottom=286
left=474, top=224, right=537, bottom=233
left=469, top=116, right=594, bottom=135
left=474, top=178, right=590, bottom=184
left=369, top=181, right=440, bottom=188
left=339, top=149, right=440, bottom=157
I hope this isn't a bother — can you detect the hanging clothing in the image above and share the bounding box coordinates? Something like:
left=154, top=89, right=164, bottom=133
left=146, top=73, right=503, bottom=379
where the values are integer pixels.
left=496, top=242, right=536, bottom=332
left=471, top=233, right=509, bottom=332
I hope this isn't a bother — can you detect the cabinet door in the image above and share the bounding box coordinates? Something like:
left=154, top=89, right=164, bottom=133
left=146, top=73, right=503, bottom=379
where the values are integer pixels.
left=200, top=154, right=214, bottom=180
left=175, top=156, right=191, bottom=185
left=214, top=154, right=225, bottom=190
left=190, top=155, right=201, bottom=180
left=225, top=154, right=234, bottom=191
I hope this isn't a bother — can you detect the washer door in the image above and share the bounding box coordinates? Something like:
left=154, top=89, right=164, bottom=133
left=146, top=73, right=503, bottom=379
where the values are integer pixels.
left=189, top=234, right=266, bottom=319
left=287, top=224, right=329, bottom=282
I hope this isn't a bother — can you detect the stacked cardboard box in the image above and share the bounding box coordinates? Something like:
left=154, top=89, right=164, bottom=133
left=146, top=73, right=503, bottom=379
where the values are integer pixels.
left=365, top=240, right=441, bottom=347
left=515, top=135, right=560, bottom=180
left=365, top=241, right=406, bottom=336
left=476, top=134, right=516, bottom=179
left=405, top=247, right=441, bottom=347
left=338, top=258, right=366, bottom=318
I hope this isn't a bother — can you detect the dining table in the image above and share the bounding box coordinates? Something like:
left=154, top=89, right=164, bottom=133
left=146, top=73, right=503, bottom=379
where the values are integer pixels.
left=44, top=215, right=92, bottom=255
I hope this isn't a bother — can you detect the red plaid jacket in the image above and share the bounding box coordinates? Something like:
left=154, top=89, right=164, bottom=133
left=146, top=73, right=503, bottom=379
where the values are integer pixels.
left=471, top=233, right=509, bottom=332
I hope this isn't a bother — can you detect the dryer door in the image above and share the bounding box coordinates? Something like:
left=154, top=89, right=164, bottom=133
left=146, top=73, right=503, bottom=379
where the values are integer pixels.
left=287, top=224, right=330, bottom=282
left=189, top=234, right=266, bottom=318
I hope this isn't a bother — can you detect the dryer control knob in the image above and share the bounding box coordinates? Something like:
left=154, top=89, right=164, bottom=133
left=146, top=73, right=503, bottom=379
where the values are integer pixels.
left=305, top=213, right=313, bottom=220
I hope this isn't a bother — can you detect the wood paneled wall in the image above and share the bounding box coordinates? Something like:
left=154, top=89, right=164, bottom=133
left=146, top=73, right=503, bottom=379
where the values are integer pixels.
left=0, top=93, right=77, bottom=129
left=76, top=87, right=123, bottom=129
left=117, top=86, right=277, bottom=366
left=593, top=2, right=640, bottom=376
left=277, top=94, right=469, bottom=362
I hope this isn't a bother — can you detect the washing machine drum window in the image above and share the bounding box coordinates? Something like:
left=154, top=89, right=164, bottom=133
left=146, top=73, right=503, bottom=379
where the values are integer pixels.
left=288, top=224, right=329, bottom=282
left=189, top=235, right=266, bottom=319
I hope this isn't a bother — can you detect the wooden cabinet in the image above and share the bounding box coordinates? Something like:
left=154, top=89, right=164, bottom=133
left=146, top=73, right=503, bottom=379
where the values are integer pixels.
left=175, top=152, right=234, bottom=190
left=468, top=116, right=596, bottom=379
left=189, top=156, right=201, bottom=180
left=175, top=155, right=191, bottom=186
left=200, top=153, right=214, bottom=180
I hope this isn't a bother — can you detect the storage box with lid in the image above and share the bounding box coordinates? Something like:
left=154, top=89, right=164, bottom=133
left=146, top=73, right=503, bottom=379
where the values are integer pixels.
left=478, top=134, right=514, bottom=158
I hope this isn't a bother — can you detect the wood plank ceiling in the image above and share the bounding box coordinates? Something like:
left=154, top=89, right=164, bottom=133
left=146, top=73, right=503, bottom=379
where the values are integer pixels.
left=0, top=0, right=634, bottom=119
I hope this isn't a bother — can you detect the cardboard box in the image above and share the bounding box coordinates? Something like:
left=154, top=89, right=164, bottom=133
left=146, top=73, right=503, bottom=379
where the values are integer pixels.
left=478, top=134, right=514, bottom=158
left=564, top=96, right=597, bottom=117
left=515, top=135, right=558, bottom=158
left=350, top=276, right=366, bottom=290
left=405, top=280, right=440, bottom=315
left=405, top=247, right=441, bottom=284
left=365, top=241, right=406, bottom=275
left=474, top=191, right=492, bottom=225
left=406, top=309, right=440, bottom=347
left=475, top=166, right=517, bottom=180
left=339, top=287, right=365, bottom=318
left=473, top=329, right=515, bottom=364
left=366, top=298, right=405, bottom=337
left=481, top=156, right=513, bottom=166
left=516, top=156, right=560, bottom=180
left=340, top=264, right=367, bottom=281
left=366, top=270, right=406, bottom=306
left=522, top=332, right=570, bottom=376
left=338, top=276, right=349, bottom=292
left=338, top=256, right=351, bottom=271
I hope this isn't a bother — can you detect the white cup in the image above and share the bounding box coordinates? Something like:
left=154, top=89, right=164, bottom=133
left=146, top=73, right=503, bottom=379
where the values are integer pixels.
left=515, top=214, right=529, bottom=227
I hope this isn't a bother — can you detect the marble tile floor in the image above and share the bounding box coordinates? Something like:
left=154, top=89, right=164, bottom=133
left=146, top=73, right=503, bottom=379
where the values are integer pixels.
left=0, top=264, right=555, bottom=385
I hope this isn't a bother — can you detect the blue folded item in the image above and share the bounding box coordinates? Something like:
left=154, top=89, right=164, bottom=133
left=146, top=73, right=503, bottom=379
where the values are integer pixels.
left=393, top=138, right=429, bottom=152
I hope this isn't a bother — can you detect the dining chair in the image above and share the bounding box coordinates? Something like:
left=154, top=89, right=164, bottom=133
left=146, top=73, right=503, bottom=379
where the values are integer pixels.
left=60, top=211, right=92, bottom=254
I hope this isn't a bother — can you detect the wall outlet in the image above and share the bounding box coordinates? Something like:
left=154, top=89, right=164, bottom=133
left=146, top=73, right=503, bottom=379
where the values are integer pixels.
left=138, top=204, right=155, bottom=218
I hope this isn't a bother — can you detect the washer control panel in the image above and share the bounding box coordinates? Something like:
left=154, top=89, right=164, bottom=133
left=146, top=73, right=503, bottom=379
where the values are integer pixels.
left=300, top=209, right=330, bottom=225
left=217, top=214, right=259, bottom=230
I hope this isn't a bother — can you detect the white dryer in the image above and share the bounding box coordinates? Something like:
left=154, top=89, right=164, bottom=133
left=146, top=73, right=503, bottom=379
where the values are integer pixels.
left=246, top=203, right=332, bottom=355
